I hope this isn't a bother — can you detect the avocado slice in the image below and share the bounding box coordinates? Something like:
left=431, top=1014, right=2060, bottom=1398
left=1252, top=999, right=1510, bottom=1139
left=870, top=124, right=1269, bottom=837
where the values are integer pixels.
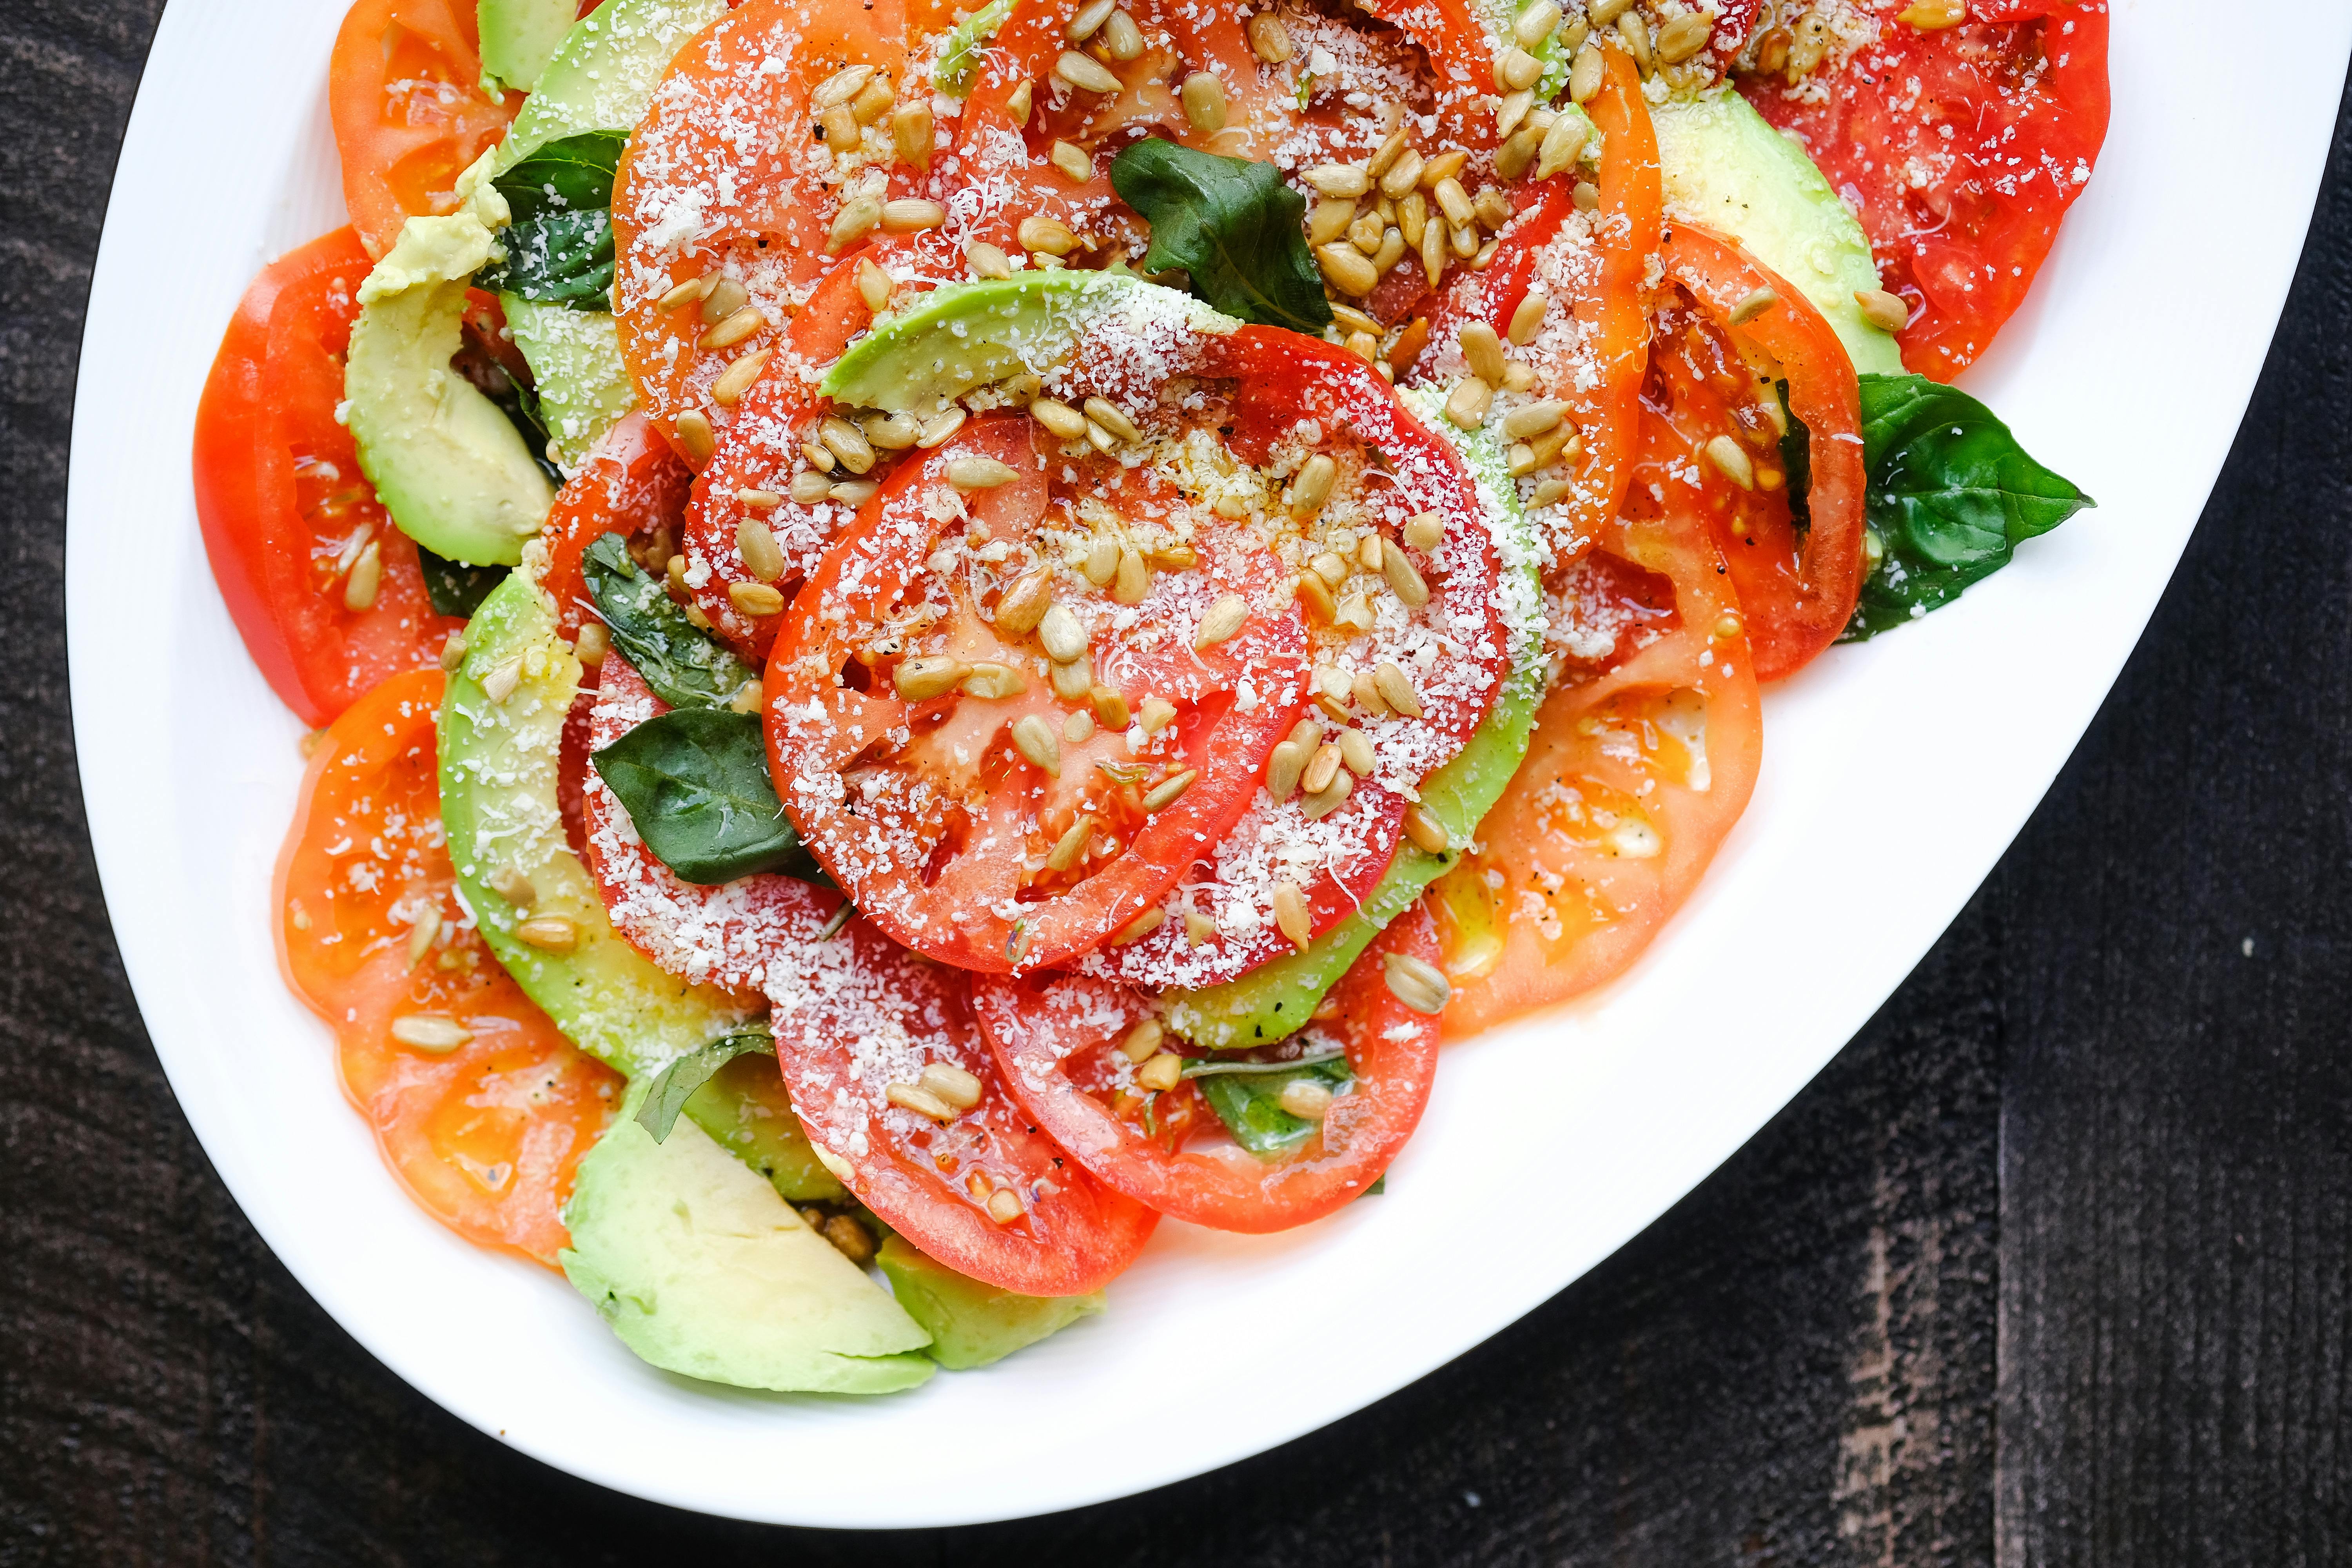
left=822, top=270, right=1235, bottom=415
left=686, top=1049, right=849, bottom=1204
left=932, top=0, right=1011, bottom=98
left=561, top=1110, right=935, bottom=1394
left=440, top=569, right=847, bottom=1198
left=490, top=0, right=729, bottom=472
left=345, top=181, right=558, bottom=566
left=438, top=568, right=757, bottom=1077
left=875, top=1235, right=1103, bottom=1370
left=478, top=0, right=576, bottom=93
left=1165, top=391, right=1546, bottom=1049
left=1653, top=92, right=1902, bottom=376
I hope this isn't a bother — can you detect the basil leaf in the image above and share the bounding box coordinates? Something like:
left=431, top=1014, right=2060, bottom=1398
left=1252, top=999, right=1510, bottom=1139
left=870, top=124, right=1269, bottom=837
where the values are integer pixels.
left=476, top=130, right=627, bottom=310
left=1775, top=378, right=1811, bottom=533
left=1194, top=1053, right=1354, bottom=1160
left=416, top=547, right=509, bottom=619
left=591, top=706, right=828, bottom=885
left=1109, top=139, right=1334, bottom=336
left=635, top=1027, right=774, bottom=1143
left=580, top=532, right=757, bottom=710
left=1844, top=373, right=2094, bottom=640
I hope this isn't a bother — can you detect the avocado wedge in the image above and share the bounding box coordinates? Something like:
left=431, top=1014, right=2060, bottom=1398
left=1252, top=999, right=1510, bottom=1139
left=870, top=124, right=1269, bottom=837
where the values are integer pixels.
left=1653, top=91, right=1903, bottom=375
left=562, top=1108, right=934, bottom=1394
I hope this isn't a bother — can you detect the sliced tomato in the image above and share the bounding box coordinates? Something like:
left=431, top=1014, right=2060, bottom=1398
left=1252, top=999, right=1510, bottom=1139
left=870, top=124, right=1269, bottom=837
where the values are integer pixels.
left=611, top=0, right=946, bottom=442
left=1654, top=223, right=1865, bottom=682
left=195, top=228, right=464, bottom=728
left=670, top=252, right=935, bottom=662
left=764, top=413, right=1306, bottom=973
left=1416, top=43, right=1660, bottom=558
left=1087, top=327, right=1505, bottom=989
left=976, top=906, right=1441, bottom=1233
left=1435, top=405, right=1763, bottom=1035
left=329, top=0, right=519, bottom=259
left=945, top=0, right=1143, bottom=264
left=538, top=410, right=694, bottom=640
left=583, top=652, right=845, bottom=994
left=276, top=668, right=619, bottom=1263
left=767, top=918, right=1156, bottom=1293
left=953, top=0, right=1492, bottom=285
left=1740, top=1, right=2110, bottom=379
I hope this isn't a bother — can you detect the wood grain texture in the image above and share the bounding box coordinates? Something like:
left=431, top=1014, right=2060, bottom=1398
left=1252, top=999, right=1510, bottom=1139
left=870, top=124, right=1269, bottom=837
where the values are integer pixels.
left=1993, top=82, right=2352, bottom=1568
left=0, top=3, right=2336, bottom=1563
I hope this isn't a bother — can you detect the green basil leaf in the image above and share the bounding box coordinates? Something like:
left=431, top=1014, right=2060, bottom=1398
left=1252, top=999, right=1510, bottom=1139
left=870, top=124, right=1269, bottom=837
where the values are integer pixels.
left=635, top=1027, right=775, bottom=1143
left=579, top=532, right=757, bottom=710
left=476, top=130, right=627, bottom=310
left=416, top=547, right=509, bottom=619
left=1775, top=378, right=1811, bottom=533
left=1109, top=139, right=1334, bottom=336
left=591, top=706, right=828, bottom=885
left=1844, top=372, right=2094, bottom=640
left=1193, top=1053, right=1354, bottom=1160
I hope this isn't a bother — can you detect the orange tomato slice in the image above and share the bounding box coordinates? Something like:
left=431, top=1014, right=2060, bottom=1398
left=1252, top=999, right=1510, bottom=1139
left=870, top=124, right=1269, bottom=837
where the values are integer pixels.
left=276, top=668, right=620, bottom=1263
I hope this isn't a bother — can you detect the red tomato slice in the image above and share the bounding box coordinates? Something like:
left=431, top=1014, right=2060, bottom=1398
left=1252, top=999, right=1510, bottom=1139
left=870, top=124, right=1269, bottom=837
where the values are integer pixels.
left=976, top=906, right=1442, bottom=1233
left=1085, top=327, right=1508, bottom=989
left=671, top=277, right=872, bottom=663
left=766, top=918, right=1157, bottom=1293
left=952, top=0, right=1492, bottom=276
left=538, top=410, right=694, bottom=641
left=611, top=0, right=949, bottom=443
left=1417, top=43, right=1660, bottom=558
left=1436, top=406, right=1762, bottom=1034
left=276, top=668, right=620, bottom=1263
left=329, top=0, right=519, bottom=260
left=194, top=227, right=464, bottom=728
left=1740, top=1, right=2110, bottom=380
left=582, top=653, right=845, bottom=995
left=1655, top=223, right=1866, bottom=682
left=764, top=413, right=1307, bottom=973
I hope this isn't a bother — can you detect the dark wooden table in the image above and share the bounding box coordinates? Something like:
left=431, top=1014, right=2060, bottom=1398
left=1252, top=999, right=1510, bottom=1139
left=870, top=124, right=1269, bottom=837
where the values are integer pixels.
left=6, top=7, right=2349, bottom=1561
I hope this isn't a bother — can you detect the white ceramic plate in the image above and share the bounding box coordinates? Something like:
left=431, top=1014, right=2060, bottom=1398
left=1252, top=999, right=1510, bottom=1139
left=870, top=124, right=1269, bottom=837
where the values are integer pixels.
left=67, top=0, right=2349, bottom=1527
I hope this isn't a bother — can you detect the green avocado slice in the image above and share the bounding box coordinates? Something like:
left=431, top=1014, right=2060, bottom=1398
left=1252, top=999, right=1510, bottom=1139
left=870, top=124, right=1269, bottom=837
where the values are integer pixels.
left=438, top=570, right=753, bottom=1077
left=561, top=1108, right=934, bottom=1394
left=477, top=0, right=576, bottom=93
left=1652, top=91, right=1902, bottom=376
left=1165, top=390, right=1546, bottom=1049
left=875, top=1235, right=1103, bottom=1370
left=446, top=571, right=939, bottom=1392
left=345, top=189, right=558, bottom=566
left=490, top=0, right=730, bottom=472
left=822, top=270, right=1235, bottom=416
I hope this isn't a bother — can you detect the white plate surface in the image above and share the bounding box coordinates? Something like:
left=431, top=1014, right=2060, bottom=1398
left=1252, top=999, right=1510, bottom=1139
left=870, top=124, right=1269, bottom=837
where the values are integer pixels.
left=67, top=0, right=2350, bottom=1528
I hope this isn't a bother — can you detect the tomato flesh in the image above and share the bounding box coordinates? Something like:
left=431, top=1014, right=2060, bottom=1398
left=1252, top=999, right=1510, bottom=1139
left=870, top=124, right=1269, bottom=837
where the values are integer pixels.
left=1655, top=223, right=1866, bottom=682
left=538, top=411, right=694, bottom=641
left=276, top=668, right=619, bottom=1263
left=765, top=414, right=1307, bottom=973
left=329, top=0, right=519, bottom=260
left=768, top=919, right=1157, bottom=1294
left=1436, top=407, right=1763, bottom=1033
left=194, top=227, right=464, bottom=728
left=1740, top=2, right=2111, bottom=380
left=1085, top=328, right=1509, bottom=989
left=611, top=0, right=942, bottom=443
left=976, top=905, right=1442, bottom=1232
left=1416, top=44, right=1661, bottom=560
